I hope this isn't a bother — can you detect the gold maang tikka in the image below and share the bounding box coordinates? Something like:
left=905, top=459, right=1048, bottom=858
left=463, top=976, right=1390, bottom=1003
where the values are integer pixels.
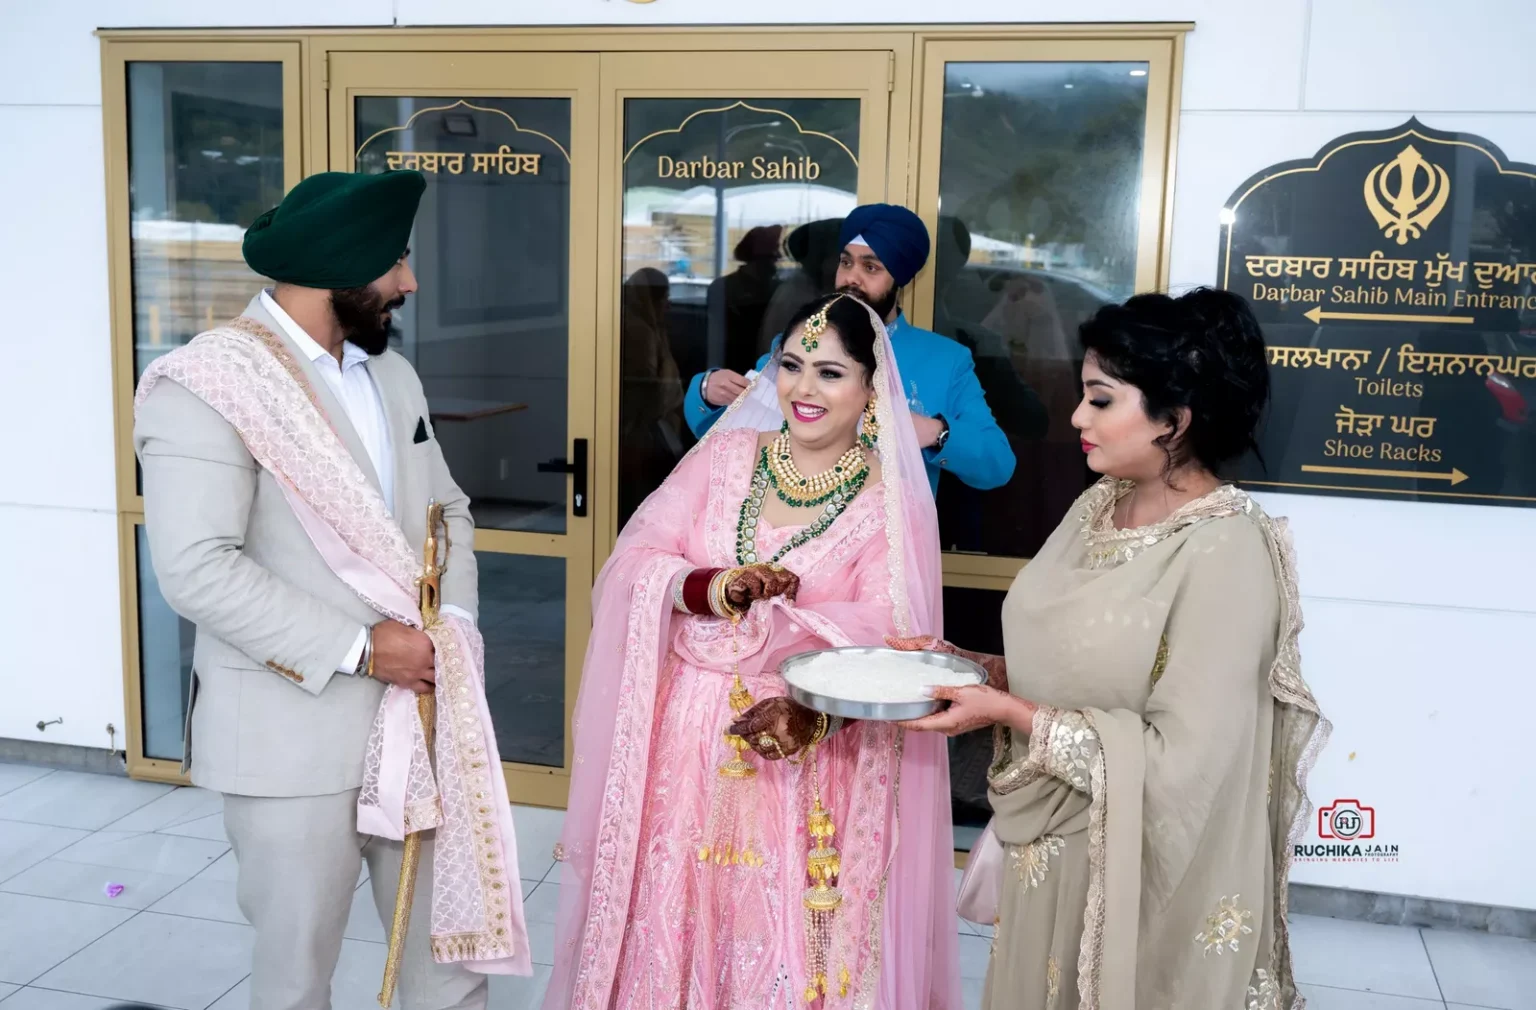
left=800, top=294, right=848, bottom=352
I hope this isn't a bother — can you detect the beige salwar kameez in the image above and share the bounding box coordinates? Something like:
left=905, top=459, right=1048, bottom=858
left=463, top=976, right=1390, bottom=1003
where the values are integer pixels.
left=981, top=479, right=1328, bottom=1010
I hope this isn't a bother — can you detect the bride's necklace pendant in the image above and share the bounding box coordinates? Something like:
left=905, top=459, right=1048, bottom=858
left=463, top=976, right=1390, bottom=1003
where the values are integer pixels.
left=765, top=426, right=867, bottom=509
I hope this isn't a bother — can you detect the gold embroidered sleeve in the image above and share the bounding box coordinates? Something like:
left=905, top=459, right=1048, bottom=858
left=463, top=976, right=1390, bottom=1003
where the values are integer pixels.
left=1028, top=705, right=1099, bottom=794
left=988, top=706, right=1100, bottom=796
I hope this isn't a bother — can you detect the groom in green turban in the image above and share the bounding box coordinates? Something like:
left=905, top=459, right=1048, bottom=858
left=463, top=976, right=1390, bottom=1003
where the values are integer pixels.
left=135, top=167, right=496, bottom=1010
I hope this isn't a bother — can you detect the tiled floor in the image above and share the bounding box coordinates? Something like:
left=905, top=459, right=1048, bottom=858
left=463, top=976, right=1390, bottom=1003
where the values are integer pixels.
left=1, top=762, right=1532, bottom=1009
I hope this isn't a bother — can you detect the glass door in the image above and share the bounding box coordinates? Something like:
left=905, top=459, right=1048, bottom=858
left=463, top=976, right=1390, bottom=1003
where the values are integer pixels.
left=329, top=52, right=599, bottom=807
left=596, top=50, right=896, bottom=542
left=907, top=38, right=1180, bottom=849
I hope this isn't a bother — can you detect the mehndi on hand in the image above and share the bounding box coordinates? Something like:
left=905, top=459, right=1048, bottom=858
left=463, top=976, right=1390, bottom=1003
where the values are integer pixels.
left=729, top=696, right=820, bottom=760
left=726, top=564, right=800, bottom=611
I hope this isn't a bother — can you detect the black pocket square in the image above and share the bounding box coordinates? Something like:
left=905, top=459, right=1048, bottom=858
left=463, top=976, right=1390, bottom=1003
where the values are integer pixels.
left=413, top=417, right=430, bottom=444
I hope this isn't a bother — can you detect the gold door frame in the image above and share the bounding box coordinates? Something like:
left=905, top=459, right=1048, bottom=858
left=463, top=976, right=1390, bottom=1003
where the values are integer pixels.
left=594, top=48, right=905, bottom=553
left=328, top=51, right=601, bottom=808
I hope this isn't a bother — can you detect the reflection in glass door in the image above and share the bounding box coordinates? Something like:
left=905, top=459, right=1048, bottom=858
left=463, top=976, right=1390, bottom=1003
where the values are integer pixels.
left=330, top=53, right=598, bottom=807
left=600, top=51, right=896, bottom=534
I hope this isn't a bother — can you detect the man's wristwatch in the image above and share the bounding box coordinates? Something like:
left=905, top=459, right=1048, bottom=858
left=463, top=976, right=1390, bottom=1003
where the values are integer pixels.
left=931, top=415, right=951, bottom=451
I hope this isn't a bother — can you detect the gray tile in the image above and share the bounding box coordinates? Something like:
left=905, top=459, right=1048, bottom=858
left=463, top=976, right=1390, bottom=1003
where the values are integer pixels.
left=0, top=766, right=53, bottom=798
left=1423, top=926, right=1536, bottom=1009
left=51, top=830, right=227, bottom=876
left=958, top=933, right=991, bottom=981
left=206, top=976, right=249, bottom=1010
left=0, top=858, right=191, bottom=911
left=103, top=788, right=222, bottom=835
left=0, top=772, right=171, bottom=831
left=149, top=874, right=246, bottom=925
left=331, top=939, right=386, bottom=1010
left=0, top=989, right=165, bottom=1010
left=158, top=813, right=228, bottom=844
left=1289, top=914, right=1443, bottom=1000
left=202, top=851, right=240, bottom=883
left=510, top=806, right=564, bottom=881
left=34, top=910, right=253, bottom=1009
left=344, top=883, right=385, bottom=943
left=0, top=893, right=135, bottom=985
left=530, top=919, right=555, bottom=967
left=487, top=965, right=553, bottom=1010
left=961, top=977, right=985, bottom=1010
left=0, top=822, right=89, bottom=885
left=522, top=881, right=559, bottom=925
left=1299, top=982, right=1448, bottom=1008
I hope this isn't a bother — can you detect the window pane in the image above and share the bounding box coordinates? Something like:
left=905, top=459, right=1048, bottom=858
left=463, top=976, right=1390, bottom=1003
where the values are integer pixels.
left=128, top=62, right=285, bottom=384
left=478, top=552, right=567, bottom=768
left=618, top=98, right=862, bottom=526
left=127, top=62, right=283, bottom=758
left=356, top=97, right=574, bottom=534
left=932, top=62, right=1149, bottom=558
left=135, top=525, right=195, bottom=762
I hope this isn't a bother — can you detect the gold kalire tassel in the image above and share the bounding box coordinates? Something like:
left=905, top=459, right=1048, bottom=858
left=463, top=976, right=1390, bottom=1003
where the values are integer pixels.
left=802, top=745, right=849, bottom=1003
left=698, top=622, right=764, bottom=868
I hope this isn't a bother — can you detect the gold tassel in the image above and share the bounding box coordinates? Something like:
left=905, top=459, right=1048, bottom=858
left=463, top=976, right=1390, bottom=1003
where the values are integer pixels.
left=698, top=621, right=763, bottom=868
left=801, top=744, right=847, bottom=1002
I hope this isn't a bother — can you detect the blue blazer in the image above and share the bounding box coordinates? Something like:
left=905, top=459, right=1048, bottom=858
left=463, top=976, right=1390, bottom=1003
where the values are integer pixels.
left=684, top=313, right=1016, bottom=495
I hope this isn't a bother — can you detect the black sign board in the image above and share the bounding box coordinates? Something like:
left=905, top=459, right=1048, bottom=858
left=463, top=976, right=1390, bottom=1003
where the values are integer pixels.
left=1219, top=118, right=1536, bottom=506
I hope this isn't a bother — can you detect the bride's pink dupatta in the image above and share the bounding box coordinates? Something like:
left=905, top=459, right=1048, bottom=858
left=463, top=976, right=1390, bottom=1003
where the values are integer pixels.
left=135, top=317, right=531, bottom=975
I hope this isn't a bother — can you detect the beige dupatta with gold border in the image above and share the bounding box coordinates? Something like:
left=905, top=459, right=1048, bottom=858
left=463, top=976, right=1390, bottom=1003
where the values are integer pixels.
left=982, top=479, right=1328, bottom=1010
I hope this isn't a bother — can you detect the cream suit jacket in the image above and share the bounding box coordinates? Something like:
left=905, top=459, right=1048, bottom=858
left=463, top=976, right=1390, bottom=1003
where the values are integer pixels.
left=134, top=294, right=478, bottom=797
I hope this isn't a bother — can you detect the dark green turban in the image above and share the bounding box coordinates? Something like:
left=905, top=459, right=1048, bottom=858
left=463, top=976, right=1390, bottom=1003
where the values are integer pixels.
left=242, top=171, right=426, bottom=289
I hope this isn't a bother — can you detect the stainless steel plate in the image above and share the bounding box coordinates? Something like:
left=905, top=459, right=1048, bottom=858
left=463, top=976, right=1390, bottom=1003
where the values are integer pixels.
left=779, top=646, right=985, bottom=722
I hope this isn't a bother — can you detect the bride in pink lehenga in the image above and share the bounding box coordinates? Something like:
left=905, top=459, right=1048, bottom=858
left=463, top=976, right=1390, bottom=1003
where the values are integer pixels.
left=545, top=293, right=960, bottom=1010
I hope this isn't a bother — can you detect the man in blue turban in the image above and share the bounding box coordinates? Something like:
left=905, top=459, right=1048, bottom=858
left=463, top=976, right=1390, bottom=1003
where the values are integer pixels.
left=684, top=202, right=1016, bottom=495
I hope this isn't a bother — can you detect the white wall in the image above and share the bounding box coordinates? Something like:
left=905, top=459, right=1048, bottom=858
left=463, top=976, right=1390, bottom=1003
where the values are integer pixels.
left=2, top=0, right=1532, bottom=908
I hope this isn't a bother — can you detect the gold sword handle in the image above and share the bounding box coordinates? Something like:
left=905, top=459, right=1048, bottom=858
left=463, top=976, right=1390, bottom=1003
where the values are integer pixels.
left=379, top=501, right=449, bottom=1007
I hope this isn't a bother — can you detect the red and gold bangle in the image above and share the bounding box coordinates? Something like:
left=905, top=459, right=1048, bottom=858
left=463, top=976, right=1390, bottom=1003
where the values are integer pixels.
left=709, top=567, right=743, bottom=620
left=678, top=568, right=723, bottom=615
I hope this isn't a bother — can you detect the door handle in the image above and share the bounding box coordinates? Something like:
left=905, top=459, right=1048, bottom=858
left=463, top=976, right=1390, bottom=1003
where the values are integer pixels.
left=536, top=438, right=589, bottom=517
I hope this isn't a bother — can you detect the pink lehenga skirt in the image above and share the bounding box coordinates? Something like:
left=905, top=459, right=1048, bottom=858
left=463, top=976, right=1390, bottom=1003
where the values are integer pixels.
left=608, top=654, right=868, bottom=1009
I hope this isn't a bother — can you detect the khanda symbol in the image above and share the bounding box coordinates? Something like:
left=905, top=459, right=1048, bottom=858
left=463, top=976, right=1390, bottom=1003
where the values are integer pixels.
left=1363, top=144, right=1450, bottom=246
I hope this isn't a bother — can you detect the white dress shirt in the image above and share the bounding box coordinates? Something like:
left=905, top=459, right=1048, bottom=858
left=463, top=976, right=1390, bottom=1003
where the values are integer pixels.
left=260, top=290, right=471, bottom=676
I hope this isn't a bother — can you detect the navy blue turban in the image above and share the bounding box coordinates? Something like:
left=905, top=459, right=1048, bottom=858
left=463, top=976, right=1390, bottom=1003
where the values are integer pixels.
left=838, top=203, right=932, bottom=287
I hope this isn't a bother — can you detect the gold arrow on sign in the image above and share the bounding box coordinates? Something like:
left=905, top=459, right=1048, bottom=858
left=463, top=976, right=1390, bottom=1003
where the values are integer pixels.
left=1301, top=464, right=1468, bottom=485
left=1303, top=306, right=1475, bottom=325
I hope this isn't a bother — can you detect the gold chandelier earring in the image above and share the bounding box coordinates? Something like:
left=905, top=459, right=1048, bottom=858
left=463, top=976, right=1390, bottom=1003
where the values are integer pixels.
left=859, top=395, right=879, bottom=450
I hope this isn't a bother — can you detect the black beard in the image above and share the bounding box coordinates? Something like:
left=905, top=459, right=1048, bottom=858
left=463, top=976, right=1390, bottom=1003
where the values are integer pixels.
left=839, top=282, right=898, bottom=322
left=331, top=285, right=405, bottom=356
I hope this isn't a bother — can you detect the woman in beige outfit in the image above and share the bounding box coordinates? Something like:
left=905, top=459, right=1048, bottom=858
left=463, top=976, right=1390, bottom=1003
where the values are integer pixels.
left=896, top=288, right=1329, bottom=1010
